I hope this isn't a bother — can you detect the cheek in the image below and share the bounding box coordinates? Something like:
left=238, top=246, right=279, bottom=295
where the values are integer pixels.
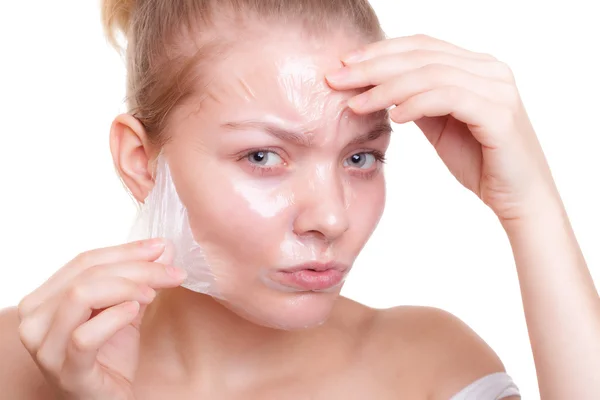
left=347, top=177, right=386, bottom=243
left=183, top=166, right=295, bottom=262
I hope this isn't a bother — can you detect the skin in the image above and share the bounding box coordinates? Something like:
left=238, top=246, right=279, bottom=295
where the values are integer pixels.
left=0, top=26, right=597, bottom=400
left=143, top=30, right=390, bottom=330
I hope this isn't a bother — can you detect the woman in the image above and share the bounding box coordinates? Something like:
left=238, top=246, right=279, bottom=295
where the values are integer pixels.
left=0, top=0, right=598, bottom=398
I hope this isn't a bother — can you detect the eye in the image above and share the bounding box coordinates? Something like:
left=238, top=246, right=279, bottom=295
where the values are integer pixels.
left=344, top=152, right=376, bottom=169
left=247, top=150, right=283, bottom=166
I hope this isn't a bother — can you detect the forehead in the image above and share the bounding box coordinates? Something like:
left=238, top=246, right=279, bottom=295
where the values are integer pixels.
left=198, top=30, right=376, bottom=129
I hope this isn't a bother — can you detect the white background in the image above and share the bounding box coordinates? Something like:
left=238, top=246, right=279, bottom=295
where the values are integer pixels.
left=1, top=1, right=598, bottom=398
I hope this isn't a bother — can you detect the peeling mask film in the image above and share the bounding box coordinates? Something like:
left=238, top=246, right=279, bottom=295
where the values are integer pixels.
left=127, top=41, right=389, bottom=330
left=128, top=155, right=353, bottom=329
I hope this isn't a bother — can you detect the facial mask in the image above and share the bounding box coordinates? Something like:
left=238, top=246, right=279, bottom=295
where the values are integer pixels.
left=127, top=34, right=390, bottom=330
left=128, top=151, right=358, bottom=330
left=129, top=152, right=351, bottom=292
left=128, top=155, right=219, bottom=295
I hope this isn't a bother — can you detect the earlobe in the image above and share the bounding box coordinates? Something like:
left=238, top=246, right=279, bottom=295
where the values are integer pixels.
left=109, top=113, right=156, bottom=203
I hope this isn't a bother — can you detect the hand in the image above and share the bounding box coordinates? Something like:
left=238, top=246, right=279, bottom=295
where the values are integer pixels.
left=326, top=34, right=559, bottom=222
left=16, top=239, right=187, bottom=400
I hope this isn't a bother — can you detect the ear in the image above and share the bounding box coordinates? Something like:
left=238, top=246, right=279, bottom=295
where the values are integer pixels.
left=109, top=114, right=156, bottom=203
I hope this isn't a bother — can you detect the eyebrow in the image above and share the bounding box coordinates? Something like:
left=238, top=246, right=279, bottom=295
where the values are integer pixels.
left=221, top=118, right=393, bottom=147
left=221, top=120, right=313, bottom=146
left=348, top=120, right=393, bottom=145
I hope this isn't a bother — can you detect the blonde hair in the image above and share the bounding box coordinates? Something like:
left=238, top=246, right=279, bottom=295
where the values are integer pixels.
left=101, top=0, right=385, bottom=144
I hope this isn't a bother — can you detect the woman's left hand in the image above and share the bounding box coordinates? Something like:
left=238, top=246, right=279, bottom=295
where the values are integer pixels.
left=326, top=34, right=559, bottom=223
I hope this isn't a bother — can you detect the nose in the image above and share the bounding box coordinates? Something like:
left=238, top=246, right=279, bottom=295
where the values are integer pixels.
left=292, top=169, right=350, bottom=242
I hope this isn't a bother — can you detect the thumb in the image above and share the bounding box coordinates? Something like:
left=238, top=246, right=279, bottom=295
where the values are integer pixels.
left=414, top=116, right=446, bottom=147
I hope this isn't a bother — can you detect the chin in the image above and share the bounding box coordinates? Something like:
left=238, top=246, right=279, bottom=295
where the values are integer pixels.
left=219, top=289, right=341, bottom=330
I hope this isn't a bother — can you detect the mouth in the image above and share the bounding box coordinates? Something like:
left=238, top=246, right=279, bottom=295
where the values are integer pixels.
left=270, top=262, right=350, bottom=291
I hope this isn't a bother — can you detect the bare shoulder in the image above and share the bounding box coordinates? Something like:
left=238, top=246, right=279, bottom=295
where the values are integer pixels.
left=366, top=305, right=511, bottom=400
left=0, top=307, right=52, bottom=399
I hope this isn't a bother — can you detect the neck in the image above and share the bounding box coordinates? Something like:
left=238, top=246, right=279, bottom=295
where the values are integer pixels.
left=139, top=287, right=314, bottom=386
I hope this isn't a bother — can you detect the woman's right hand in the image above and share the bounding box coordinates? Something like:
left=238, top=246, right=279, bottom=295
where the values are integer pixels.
left=16, top=238, right=187, bottom=400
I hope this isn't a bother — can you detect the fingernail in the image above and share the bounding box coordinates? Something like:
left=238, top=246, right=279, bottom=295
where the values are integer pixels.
left=326, top=67, right=351, bottom=83
left=166, top=265, right=188, bottom=280
left=343, top=50, right=365, bottom=64
left=348, top=92, right=370, bottom=110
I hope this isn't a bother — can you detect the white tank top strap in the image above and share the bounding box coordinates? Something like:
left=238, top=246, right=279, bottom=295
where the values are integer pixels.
left=449, top=372, right=520, bottom=399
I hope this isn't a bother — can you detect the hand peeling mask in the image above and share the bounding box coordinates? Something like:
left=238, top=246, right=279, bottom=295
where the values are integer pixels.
left=130, top=32, right=391, bottom=330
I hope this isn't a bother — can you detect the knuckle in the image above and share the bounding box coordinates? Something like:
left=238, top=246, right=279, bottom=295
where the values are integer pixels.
left=70, top=330, right=91, bottom=353
left=412, top=33, right=432, bottom=43
left=17, top=296, right=33, bottom=319
left=65, top=284, right=88, bottom=304
left=79, top=263, right=103, bottom=280
left=35, top=347, right=58, bottom=372
left=18, top=319, right=39, bottom=350
left=72, top=250, right=93, bottom=267
left=479, top=52, right=498, bottom=61
left=72, top=247, right=104, bottom=267
left=495, top=61, right=516, bottom=82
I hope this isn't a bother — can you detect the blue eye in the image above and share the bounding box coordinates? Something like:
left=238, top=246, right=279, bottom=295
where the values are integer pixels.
left=247, top=151, right=283, bottom=166
left=344, top=152, right=376, bottom=169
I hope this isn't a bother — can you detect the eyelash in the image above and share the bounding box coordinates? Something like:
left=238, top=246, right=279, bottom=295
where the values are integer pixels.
left=238, top=148, right=386, bottom=177
left=368, top=150, right=387, bottom=164
left=238, top=148, right=284, bottom=176
left=353, top=150, right=386, bottom=180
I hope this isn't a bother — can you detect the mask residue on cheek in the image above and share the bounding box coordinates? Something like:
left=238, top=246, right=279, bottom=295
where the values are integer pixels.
left=233, top=179, right=296, bottom=219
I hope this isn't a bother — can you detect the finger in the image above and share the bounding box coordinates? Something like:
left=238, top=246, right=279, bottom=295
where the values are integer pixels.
left=345, top=64, right=514, bottom=114
left=60, top=301, right=141, bottom=393
left=19, top=260, right=185, bottom=352
left=327, top=50, right=514, bottom=90
left=81, top=260, right=186, bottom=290
left=389, top=86, right=513, bottom=149
left=18, top=238, right=167, bottom=317
left=342, top=34, right=495, bottom=64
left=131, top=303, right=149, bottom=329
left=27, top=277, right=154, bottom=371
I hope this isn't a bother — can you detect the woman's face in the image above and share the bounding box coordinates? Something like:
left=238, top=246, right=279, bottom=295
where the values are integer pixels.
left=163, top=29, right=390, bottom=329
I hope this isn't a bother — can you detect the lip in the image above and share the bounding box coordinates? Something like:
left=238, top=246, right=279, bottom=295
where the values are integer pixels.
left=270, top=262, right=350, bottom=291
